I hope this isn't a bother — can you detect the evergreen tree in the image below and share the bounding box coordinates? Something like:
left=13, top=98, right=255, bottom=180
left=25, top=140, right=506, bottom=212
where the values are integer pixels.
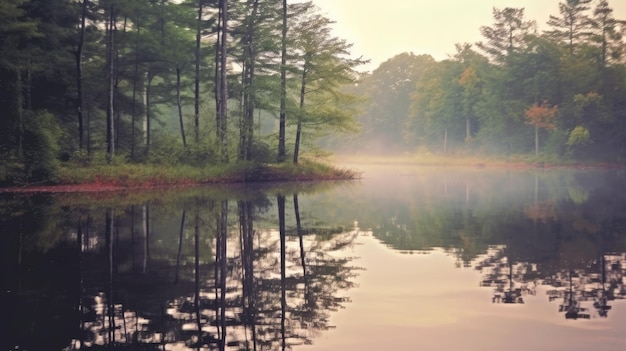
left=477, top=7, right=537, bottom=64
left=545, top=0, right=593, bottom=55
left=290, top=6, right=365, bottom=163
left=589, top=0, right=623, bottom=66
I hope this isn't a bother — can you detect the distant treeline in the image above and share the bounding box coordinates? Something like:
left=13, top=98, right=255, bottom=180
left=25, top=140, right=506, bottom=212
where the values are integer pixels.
left=0, top=0, right=363, bottom=184
left=341, top=1, right=626, bottom=162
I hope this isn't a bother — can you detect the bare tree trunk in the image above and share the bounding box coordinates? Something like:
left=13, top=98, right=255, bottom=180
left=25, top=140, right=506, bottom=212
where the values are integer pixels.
left=87, top=107, right=91, bottom=155
left=194, top=0, right=202, bottom=143
left=106, top=4, right=116, bottom=161
left=294, top=65, right=307, bottom=164
left=16, top=70, right=24, bottom=159
left=239, top=0, right=259, bottom=161
left=218, top=0, right=229, bottom=163
left=143, top=72, right=149, bottom=147
left=278, top=0, right=288, bottom=162
left=176, top=67, right=187, bottom=147
left=130, top=17, right=141, bottom=159
left=535, top=125, right=539, bottom=155
left=214, top=5, right=222, bottom=141
left=145, top=71, right=155, bottom=156
left=76, top=0, right=87, bottom=149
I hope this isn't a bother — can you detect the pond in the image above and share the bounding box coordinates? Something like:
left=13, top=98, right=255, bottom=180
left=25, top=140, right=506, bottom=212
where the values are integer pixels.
left=2, top=163, right=626, bottom=351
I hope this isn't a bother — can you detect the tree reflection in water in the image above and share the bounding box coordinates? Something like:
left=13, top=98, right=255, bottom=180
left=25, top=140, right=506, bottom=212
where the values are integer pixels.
left=473, top=247, right=626, bottom=319
left=360, top=169, right=626, bottom=321
left=474, top=247, right=537, bottom=304
left=1, top=188, right=360, bottom=351
left=7, top=168, right=626, bottom=350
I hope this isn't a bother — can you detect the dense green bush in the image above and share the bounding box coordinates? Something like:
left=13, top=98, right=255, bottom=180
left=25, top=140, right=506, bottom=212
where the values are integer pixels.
left=0, top=110, right=63, bottom=185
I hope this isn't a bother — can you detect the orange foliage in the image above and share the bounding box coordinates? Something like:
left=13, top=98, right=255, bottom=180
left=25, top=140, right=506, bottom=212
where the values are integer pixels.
left=525, top=101, right=558, bottom=130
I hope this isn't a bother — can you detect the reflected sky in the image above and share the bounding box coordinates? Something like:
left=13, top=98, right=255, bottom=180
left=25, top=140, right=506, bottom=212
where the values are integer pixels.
left=312, top=234, right=626, bottom=351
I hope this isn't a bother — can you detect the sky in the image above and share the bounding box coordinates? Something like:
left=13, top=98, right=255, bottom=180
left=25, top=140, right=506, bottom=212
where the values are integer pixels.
left=305, top=0, right=626, bottom=72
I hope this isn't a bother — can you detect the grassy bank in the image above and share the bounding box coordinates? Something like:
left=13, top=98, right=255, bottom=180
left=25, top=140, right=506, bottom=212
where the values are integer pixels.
left=0, top=159, right=360, bottom=192
left=58, top=160, right=358, bottom=185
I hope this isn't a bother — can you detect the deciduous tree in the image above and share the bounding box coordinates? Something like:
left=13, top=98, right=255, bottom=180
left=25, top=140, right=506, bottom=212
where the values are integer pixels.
left=525, top=101, right=558, bottom=155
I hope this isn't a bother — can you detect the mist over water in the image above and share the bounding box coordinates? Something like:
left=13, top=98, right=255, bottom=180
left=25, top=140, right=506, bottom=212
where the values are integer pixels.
left=2, top=163, right=626, bottom=351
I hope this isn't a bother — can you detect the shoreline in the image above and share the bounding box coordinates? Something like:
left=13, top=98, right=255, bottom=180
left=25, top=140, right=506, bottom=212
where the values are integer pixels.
left=3, top=158, right=626, bottom=194
left=0, top=162, right=360, bottom=194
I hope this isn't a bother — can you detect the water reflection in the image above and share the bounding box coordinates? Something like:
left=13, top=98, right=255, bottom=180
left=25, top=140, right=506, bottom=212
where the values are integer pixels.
left=353, top=166, right=626, bottom=322
left=4, top=167, right=626, bottom=350
left=2, top=185, right=359, bottom=351
left=474, top=247, right=626, bottom=319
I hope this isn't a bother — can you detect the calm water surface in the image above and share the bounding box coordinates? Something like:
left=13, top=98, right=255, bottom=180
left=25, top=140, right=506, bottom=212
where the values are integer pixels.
left=2, top=164, right=626, bottom=351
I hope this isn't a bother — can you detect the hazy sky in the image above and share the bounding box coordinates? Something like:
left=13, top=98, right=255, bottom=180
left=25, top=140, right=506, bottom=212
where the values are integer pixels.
left=305, top=0, right=626, bottom=72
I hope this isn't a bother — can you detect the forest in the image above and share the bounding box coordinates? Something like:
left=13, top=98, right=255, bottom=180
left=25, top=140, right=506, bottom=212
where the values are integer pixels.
left=0, top=0, right=364, bottom=185
left=347, top=0, right=626, bottom=161
left=2, top=0, right=626, bottom=186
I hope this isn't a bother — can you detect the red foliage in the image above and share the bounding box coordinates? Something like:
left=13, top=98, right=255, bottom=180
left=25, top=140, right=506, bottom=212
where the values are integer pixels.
left=525, top=101, right=558, bottom=130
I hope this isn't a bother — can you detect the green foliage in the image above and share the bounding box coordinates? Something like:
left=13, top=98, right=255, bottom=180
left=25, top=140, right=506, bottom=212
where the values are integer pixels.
left=5, top=0, right=626, bottom=189
left=22, top=110, right=63, bottom=181
left=566, top=125, right=592, bottom=159
left=567, top=126, right=592, bottom=147
left=345, top=2, right=626, bottom=163
left=0, top=110, right=63, bottom=186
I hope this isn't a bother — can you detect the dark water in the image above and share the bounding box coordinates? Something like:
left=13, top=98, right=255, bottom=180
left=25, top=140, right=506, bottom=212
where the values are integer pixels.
left=2, top=164, right=626, bottom=351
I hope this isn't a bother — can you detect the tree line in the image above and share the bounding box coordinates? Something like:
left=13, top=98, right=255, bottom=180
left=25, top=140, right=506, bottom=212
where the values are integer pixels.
left=344, top=0, right=626, bottom=162
left=0, top=0, right=364, bottom=183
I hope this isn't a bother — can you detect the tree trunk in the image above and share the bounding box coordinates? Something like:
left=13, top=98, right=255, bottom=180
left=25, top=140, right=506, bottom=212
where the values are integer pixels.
left=87, top=107, right=91, bottom=155
left=130, top=17, right=141, bottom=159
left=75, top=0, right=87, bottom=149
left=176, top=67, right=187, bottom=147
left=16, top=70, right=24, bottom=159
left=214, top=5, right=222, bottom=141
left=239, top=0, right=259, bottom=161
left=278, top=0, right=288, bottom=162
left=293, top=66, right=307, bottom=164
left=194, top=0, right=202, bottom=144
left=218, top=0, right=229, bottom=163
left=143, top=72, right=149, bottom=148
left=106, top=4, right=116, bottom=161
left=145, top=71, right=154, bottom=155
left=535, top=124, right=539, bottom=155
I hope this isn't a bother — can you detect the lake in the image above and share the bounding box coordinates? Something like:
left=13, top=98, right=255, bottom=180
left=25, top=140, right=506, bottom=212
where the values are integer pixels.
left=2, top=163, right=626, bottom=351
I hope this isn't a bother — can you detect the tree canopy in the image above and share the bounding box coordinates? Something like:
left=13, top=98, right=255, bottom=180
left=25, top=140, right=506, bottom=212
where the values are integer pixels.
left=0, top=0, right=365, bottom=185
left=340, top=0, right=626, bottom=162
